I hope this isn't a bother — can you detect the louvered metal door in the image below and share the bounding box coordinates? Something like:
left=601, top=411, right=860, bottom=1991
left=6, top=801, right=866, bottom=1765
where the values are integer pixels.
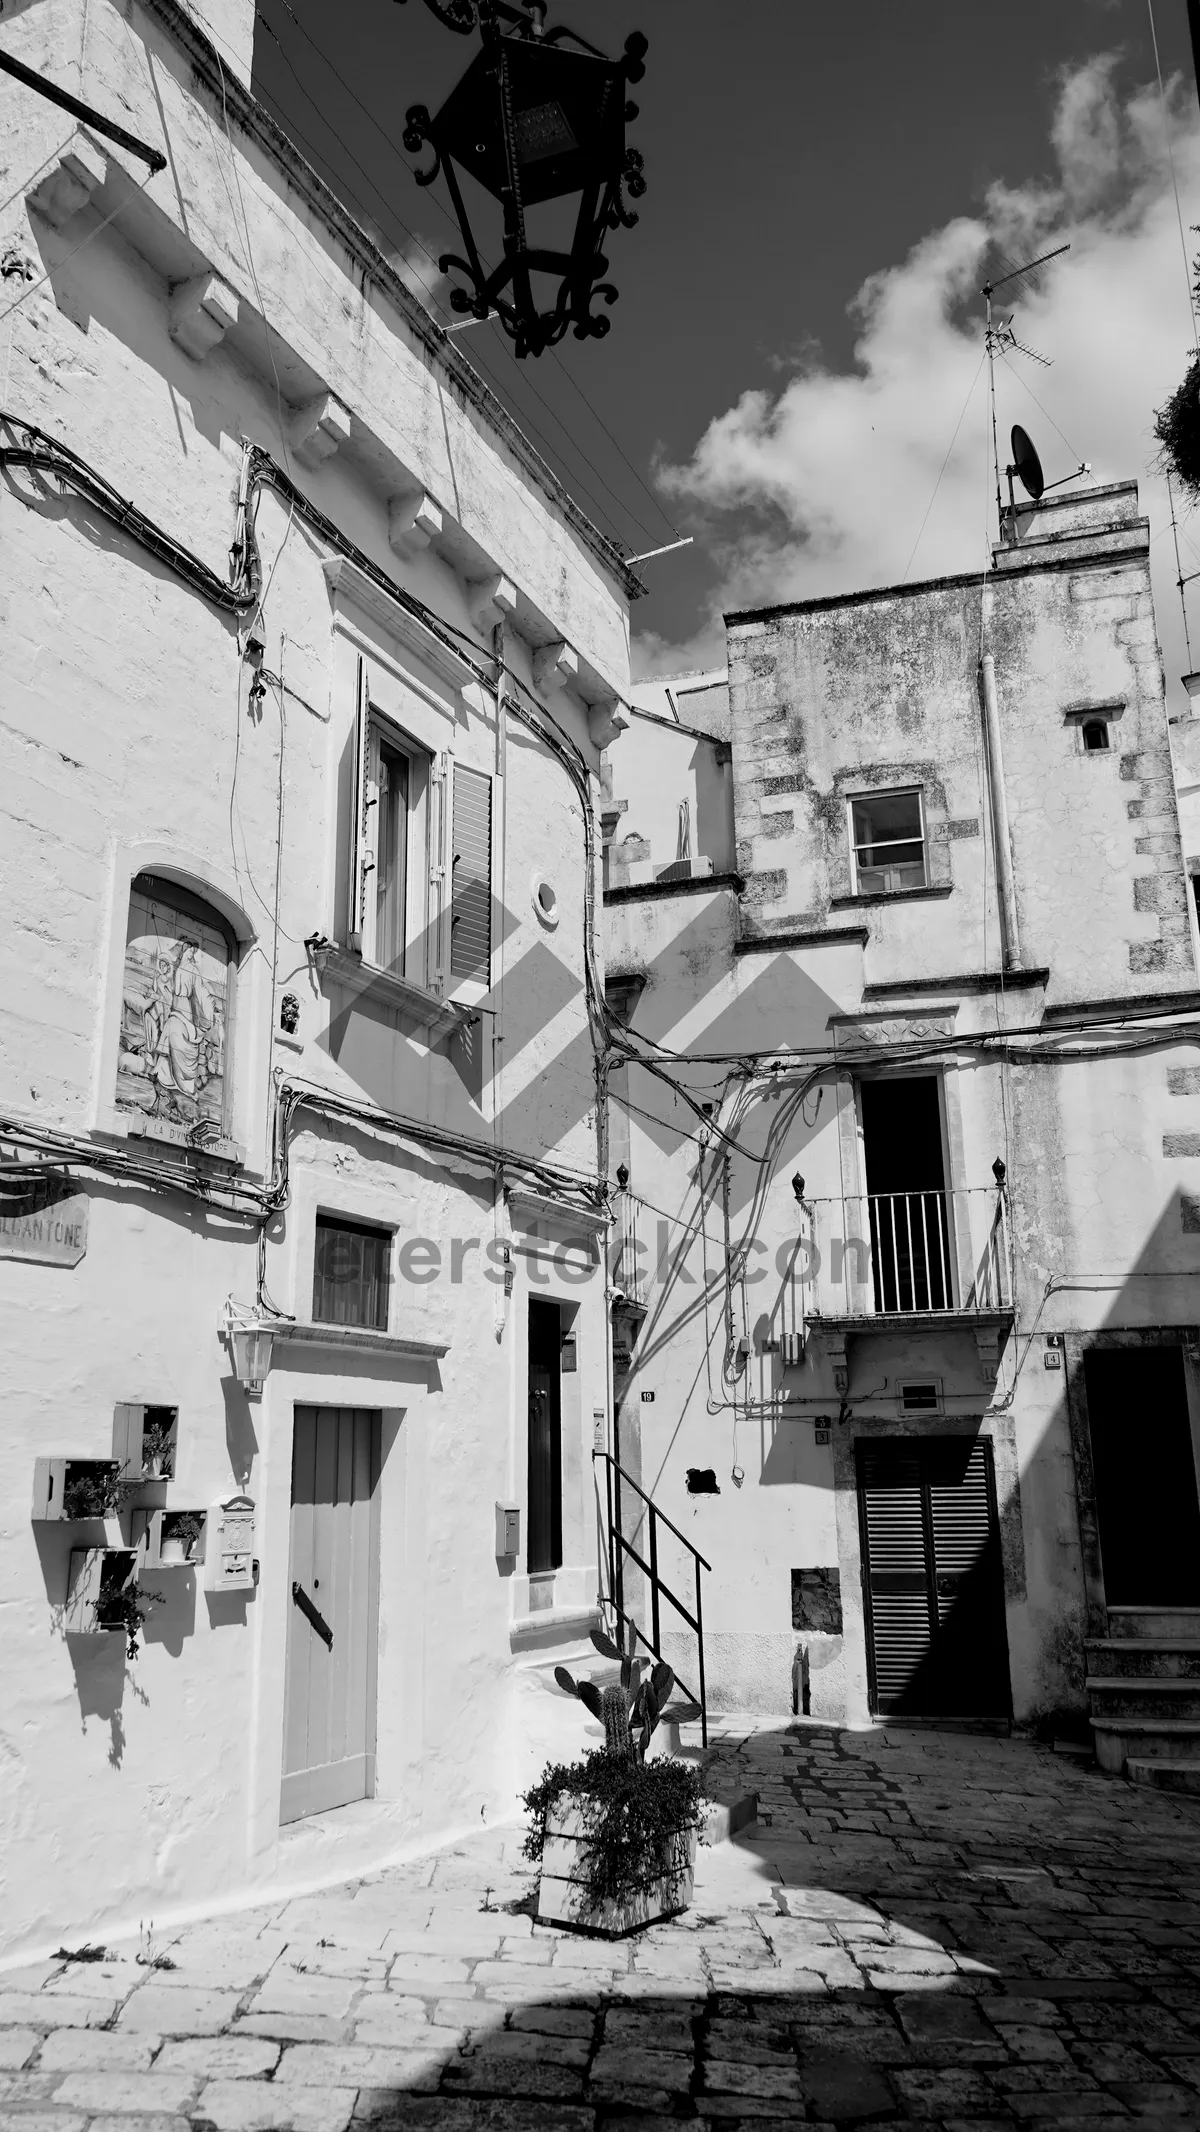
left=450, top=763, right=492, bottom=983
left=858, top=1437, right=1010, bottom=1718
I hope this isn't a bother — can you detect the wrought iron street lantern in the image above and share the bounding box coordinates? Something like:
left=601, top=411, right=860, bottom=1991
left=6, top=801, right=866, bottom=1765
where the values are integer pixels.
left=397, top=0, right=648, bottom=358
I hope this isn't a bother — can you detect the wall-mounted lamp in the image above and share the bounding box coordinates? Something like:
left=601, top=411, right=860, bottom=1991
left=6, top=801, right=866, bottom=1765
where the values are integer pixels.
left=615, top=1163, right=629, bottom=1190
left=791, top=1172, right=806, bottom=1203
left=992, top=1157, right=1007, bottom=1186
left=225, top=1309, right=275, bottom=1398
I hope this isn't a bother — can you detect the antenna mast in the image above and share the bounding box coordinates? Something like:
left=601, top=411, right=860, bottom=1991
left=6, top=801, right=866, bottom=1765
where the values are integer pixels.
left=981, top=242, right=1070, bottom=538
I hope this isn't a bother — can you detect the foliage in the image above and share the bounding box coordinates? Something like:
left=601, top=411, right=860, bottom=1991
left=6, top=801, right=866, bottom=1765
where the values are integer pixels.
left=1154, top=353, right=1200, bottom=498
left=139, top=1413, right=176, bottom=1478
left=523, top=1748, right=703, bottom=1913
left=94, top=1570, right=163, bottom=1660
left=163, top=1511, right=204, bottom=1557
left=62, top=1464, right=123, bottom=1519
left=54, top=1944, right=108, bottom=1963
left=554, top=1622, right=677, bottom=1763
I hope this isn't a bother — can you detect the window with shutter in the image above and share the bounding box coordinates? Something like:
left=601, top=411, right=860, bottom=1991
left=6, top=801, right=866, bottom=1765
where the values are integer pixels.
left=450, top=763, right=492, bottom=985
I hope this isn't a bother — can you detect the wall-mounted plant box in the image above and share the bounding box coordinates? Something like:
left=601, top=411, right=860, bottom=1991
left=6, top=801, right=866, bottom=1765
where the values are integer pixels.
left=112, top=1404, right=178, bottom=1483
left=32, top=1457, right=122, bottom=1523
left=131, top=1507, right=208, bottom=1568
left=64, top=1547, right=139, bottom=1635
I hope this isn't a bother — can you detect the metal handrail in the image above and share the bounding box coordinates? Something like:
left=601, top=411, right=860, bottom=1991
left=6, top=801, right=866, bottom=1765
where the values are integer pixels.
left=594, top=1449, right=710, bottom=1749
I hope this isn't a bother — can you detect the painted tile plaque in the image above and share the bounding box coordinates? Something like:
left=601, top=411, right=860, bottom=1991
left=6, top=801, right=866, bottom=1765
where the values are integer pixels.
left=116, top=881, right=234, bottom=1155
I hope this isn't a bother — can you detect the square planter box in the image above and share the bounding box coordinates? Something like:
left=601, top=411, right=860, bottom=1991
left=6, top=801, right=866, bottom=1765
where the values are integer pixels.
left=131, top=1506, right=208, bottom=1568
left=535, top=1799, right=698, bottom=1935
left=64, top=1547, right=139, bottom=1635
left=112, top=1403, right=178, bottom=1483
left=32, top=1457, right=121, bottom=1523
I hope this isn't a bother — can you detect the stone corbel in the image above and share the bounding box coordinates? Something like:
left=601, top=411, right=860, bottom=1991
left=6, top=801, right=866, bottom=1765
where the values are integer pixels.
left=587, top=696, right=630, bottom=750
left=168, top=273, right=239, bottom=362
left=467, top=574, right=517, bottom=633
left=27, top=134, right=106, bottom=229
left=290, top=392, right=352, bottom=470
left=973, top=1325, right=1003, bottom=1387
left=533, top=640, right=579, bottom=695
left=389, top=490, right=443, bottom=560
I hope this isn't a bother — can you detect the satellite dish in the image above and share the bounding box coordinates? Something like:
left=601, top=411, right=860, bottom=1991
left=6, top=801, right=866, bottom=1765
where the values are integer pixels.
left=1010, top=424, right=1045, bottom=501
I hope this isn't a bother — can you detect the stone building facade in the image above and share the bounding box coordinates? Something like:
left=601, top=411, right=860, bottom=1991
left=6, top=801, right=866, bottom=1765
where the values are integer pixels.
left=604, top=480, right=1200, bottom=1768
left=0, top=0, right=634, bottom=1959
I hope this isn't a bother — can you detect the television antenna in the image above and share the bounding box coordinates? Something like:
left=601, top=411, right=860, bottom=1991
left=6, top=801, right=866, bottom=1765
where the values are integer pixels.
left=982, top=243, right=1087, bottom=533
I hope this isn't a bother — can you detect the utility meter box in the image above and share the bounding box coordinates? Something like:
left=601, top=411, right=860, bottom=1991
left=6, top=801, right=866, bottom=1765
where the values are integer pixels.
left=495, top=1503, right=520, bottom=1559
left=206, top=1494, right=256, bottom=1591
left=780, top=1331, right=805, bottom=1369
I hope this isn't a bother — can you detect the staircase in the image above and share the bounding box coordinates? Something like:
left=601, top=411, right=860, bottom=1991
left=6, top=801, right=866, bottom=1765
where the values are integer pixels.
left=1087, top=1608, right=1200, bottom=1791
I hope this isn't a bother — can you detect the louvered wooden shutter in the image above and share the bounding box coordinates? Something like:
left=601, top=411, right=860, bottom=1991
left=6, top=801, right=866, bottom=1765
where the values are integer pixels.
left=858, top=1446, right=932, bottom=1713
left=450, top=763, right=492, bottom=985
left=345, top=656, right=372, bottom=952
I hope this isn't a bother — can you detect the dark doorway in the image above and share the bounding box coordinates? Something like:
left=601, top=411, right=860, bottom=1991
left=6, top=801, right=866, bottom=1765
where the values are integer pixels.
left=527, top=1299, right=563, bottom=1573
left=857, top=1436, right=1011, bottom=1717
left=859, top=1075, right=952, bottom=1312
left=1082, top=1346, right=1200, bottom=1605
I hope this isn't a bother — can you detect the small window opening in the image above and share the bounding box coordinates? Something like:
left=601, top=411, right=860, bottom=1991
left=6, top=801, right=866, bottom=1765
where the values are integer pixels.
left=1082, top=720, right=1110, bottom=752
left=686, top=1467, right=720, bottom=1495
left=900, top=1381, right=940, bottom=1412
left=313, top=1216, right=391, bottom=1330
left=851, top=789, right=926, bottom=895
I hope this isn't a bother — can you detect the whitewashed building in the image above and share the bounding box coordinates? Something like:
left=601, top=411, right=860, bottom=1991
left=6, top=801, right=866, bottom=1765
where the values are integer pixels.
left=604, top=482, right=1200, bottom=1782
left=0, top=0, right=636, bottom=1959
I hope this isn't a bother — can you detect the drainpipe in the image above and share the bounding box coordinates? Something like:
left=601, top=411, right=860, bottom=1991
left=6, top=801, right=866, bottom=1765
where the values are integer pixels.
left=979, top=653, right=1022, bottom=972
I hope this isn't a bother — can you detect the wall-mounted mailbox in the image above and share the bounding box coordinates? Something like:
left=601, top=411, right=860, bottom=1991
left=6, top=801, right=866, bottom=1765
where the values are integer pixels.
left=496, top=1502, right=520, bottom=1558
left=205, top=1495, right=256, bottom=1590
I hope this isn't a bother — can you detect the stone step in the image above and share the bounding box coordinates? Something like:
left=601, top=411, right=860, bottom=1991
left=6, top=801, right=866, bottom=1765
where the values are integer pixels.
left=1086, top=1677, right=1200, bottom=1720
left=1125, top=1757, right=1200, bottom=1795
left=1106, top=1607, right=1200, bottom=1640
left=1084, top=1640, right=1200, bottom=1678
left=1090, top=1716, right=1200, bottom=1775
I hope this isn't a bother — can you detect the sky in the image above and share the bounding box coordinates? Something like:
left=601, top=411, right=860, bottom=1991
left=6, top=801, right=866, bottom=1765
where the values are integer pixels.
left=253, top=1, right=1200, bottom=707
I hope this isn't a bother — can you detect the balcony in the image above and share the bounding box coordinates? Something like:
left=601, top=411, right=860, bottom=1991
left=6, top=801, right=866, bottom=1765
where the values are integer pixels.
left=800, top=1183, right=1013, bottom=1386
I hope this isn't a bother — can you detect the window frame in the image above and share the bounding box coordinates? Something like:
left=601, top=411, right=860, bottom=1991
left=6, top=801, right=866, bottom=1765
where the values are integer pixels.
left=311, top=1212, right=394, bottom=1332
left=359, top=706, right=432, bottom=986
left=848, top=786, right=928, bottom=897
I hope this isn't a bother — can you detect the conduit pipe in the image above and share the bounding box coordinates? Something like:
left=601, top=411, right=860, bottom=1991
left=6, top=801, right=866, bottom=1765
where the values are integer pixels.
left=979, top=653, right=1022, bottom=971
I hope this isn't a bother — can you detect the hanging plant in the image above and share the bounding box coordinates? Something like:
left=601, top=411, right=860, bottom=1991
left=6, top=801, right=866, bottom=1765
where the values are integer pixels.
left=93, top=1567, right=163, bottom=1659
left=1154, top=352, right=1200, bottom=498
left=61, top=1464, right=123, bottom=1520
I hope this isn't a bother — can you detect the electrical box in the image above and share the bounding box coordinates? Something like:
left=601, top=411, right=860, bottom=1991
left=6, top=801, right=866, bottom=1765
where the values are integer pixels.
left=592, top=1408, right=606, bottom=1453
left=780, top=1331, right=805, bottom=1369
left=495, top=1502, right=520, bottom=1558
left=205, top=1495, right=256, bottom=1591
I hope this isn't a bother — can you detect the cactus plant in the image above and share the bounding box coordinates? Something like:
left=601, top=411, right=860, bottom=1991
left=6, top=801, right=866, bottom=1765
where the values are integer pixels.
left=554, top=1622, right=676, bottom=1765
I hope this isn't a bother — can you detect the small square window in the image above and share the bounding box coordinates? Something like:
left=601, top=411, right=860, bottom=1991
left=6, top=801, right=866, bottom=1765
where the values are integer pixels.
left=1082, top=720, right=1110, bottom=752
left=850, top=789, right=927, bottom=895
left=313, top=1217, right=391, bottom=1330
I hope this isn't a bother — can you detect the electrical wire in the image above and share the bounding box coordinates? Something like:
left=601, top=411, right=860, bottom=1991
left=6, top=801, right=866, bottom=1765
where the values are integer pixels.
left=0, top=166, right=157, bottom=327
left=901, top=352, right=986, bottom=581
left=1147, top=0, right=1199, bottom=354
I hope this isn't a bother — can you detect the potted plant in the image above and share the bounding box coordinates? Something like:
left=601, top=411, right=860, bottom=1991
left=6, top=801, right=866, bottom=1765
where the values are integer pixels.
left=522, top=1626, right=703, bottom=1937
left=158, top=1511, right=204, bottom=1565
left=139, top=1411, right=176, bottom=1482
left=61, top=1462, right=124, bottom=1520
left=93, top=1559, right=163, bottom=1660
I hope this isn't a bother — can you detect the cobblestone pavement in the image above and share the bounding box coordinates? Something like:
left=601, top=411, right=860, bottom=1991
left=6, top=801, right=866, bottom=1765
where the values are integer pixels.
left=4, top=1721, right=1200, bottom=2131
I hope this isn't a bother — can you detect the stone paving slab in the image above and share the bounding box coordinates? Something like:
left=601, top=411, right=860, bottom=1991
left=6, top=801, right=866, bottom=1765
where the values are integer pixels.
left=4, top=1722, right=1200, bottom=2125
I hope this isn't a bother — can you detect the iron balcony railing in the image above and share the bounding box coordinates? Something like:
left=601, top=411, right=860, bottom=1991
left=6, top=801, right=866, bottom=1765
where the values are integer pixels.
left=594, top=1450, right=709, bottom=1748
left=799, top=1183, right=1011, bottom=1319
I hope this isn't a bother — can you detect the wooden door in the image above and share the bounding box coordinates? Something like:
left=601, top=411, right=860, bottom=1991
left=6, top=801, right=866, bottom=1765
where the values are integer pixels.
left=858, top=1436, right=1011, bottom=1717
left=1083, top=1347, right=1200, bottom=1605
left=281, top=1407, right=381, bottom=1825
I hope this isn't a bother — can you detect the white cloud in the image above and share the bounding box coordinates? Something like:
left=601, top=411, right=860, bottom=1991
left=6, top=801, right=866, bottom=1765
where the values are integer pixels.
left=646, top=57, right=1200, bottom=714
